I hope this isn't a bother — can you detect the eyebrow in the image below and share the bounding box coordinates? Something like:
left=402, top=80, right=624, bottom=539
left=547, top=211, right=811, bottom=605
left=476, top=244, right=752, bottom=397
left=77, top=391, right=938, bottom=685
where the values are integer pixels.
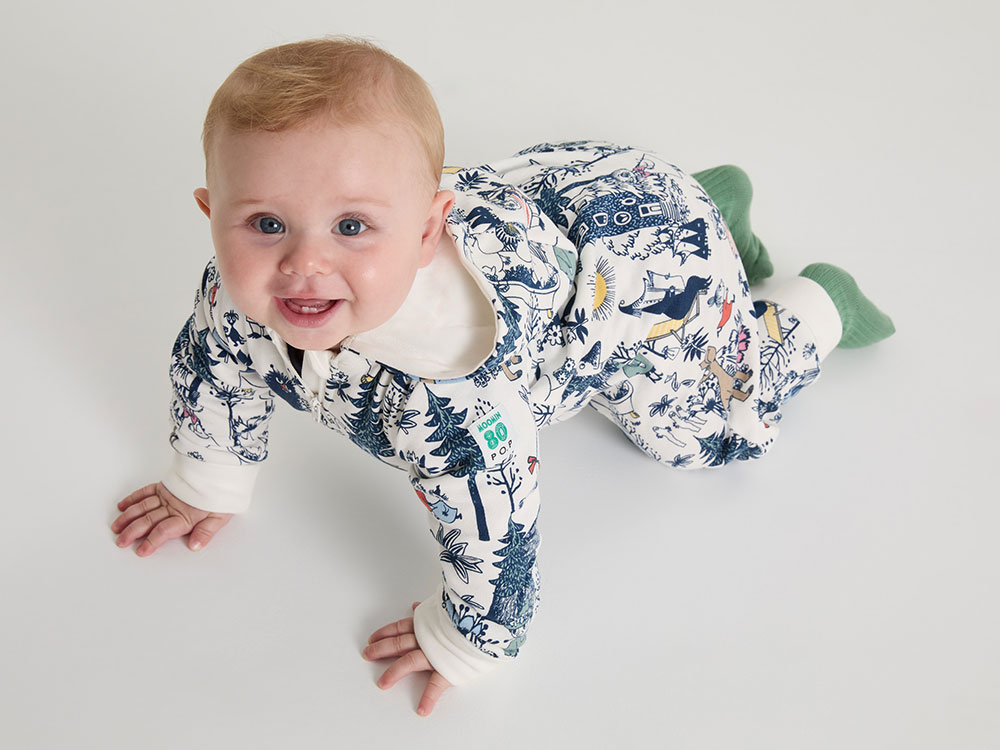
left=229, top=196, right=394, bottom=209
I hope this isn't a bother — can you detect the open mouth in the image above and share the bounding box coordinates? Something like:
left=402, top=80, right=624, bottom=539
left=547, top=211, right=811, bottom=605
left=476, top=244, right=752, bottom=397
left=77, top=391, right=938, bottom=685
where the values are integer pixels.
left=285, top=298, right=335, bottom=314
left=275, top=297, right=342, bottom=328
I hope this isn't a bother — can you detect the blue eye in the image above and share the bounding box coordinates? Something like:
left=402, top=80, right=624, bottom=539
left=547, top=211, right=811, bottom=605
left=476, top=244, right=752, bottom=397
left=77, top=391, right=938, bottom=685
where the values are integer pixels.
left=254, top=216, right=284, bottom=234
left=337, top=218, right=367, bottom=236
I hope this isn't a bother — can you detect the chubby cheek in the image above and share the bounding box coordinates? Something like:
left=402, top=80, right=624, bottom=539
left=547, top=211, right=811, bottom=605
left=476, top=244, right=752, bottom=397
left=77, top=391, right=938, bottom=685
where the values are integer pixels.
left=215, top=245, right=272, bottom=318
left=343, top=252, right=386, bottom=298
left=353, top=258, right=382, bottom=287
left=357, top=257, right=415, bottom=314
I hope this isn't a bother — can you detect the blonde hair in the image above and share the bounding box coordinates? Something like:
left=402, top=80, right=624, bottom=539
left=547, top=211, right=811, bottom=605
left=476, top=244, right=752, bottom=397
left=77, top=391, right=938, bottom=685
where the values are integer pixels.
left=202, top=37, right=444, bottom=188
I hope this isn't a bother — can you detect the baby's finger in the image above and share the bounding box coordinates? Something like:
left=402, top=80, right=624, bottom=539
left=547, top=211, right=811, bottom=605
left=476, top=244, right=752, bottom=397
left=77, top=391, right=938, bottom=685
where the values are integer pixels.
left=363, top=632, right=419, bottom=662
left=367, top=616, right=415, bottom=645
left=136, top=515, right=192, bottom=557
left=115, top=506, right=168, bottom=548
left=188, top=515, right=230, bottom=551
left=377, top=649, right=432, bottom=690
left=111, top=494, right=163, bottom=534
left=117, top=483, right=158, bottom=512
left=417, top=671, right=451, bottom=717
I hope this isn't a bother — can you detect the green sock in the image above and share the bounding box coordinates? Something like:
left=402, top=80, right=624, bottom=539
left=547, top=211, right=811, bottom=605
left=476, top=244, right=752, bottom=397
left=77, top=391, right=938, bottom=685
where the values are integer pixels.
left=692, top=165, right=774, bottom=285
left=799, top=263, right=895, bottom=348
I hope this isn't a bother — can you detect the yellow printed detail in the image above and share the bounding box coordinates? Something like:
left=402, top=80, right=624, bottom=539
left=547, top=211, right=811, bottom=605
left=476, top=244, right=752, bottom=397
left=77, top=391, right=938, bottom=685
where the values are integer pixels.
left=588, top=258, right=617, bottom=321
left=762, top=303, right=783, bottom=343
left=646, top=319, right=686, bottom=341
left=442, top=166, right=463, bottom=174
left=593, top=273, right=607, bottom=311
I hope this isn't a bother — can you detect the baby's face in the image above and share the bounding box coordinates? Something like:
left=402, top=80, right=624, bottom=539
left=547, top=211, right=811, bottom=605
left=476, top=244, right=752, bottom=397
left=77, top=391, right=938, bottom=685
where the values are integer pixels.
left=195, top=117, right=452, bottom=351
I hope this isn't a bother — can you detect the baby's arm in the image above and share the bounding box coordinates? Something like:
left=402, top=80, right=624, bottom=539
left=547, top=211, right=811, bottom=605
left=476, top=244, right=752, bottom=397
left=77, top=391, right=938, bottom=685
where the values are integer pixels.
left=112, top=261, right=273, bottom=556
left=111, top=482, right=232, bottom=556
left=386, top=380, right=542, bottom=691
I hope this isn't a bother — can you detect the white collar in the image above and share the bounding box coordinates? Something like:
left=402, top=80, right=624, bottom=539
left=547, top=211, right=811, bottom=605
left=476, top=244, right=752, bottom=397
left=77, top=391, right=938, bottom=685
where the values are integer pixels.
left=345, top=231, right=497, bottom=380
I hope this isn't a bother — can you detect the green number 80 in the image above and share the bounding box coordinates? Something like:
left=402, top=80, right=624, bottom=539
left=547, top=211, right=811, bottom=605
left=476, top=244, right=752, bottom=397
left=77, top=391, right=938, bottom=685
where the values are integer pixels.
left=484, top=421, right=508, bottom=449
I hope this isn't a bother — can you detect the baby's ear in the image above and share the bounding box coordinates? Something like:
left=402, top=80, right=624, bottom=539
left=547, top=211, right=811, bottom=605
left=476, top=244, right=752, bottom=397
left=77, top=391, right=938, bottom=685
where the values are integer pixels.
left=426, top=189, right=454, bottom=230
left=434, top=188, right=455, bottom=218
left=419, top=189, right=455, bottom=267
left=193, top=188, right=211, bottom=218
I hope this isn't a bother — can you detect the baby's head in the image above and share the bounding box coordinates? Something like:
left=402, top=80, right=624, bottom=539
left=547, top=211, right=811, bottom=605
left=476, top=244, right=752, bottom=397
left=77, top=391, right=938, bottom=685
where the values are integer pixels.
left=202, top=37, right=444, bottom=192
left=194, top=38, right=454, bottom=352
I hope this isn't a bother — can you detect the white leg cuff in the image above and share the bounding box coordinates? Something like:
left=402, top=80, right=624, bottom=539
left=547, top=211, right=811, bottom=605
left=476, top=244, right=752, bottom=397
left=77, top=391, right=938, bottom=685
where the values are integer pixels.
left=768, top=276, right=843, bottom=361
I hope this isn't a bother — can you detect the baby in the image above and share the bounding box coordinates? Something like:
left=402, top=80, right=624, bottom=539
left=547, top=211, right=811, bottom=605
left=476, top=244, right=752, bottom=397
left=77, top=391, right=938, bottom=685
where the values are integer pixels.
left=111, top=37, right=894, bottom=715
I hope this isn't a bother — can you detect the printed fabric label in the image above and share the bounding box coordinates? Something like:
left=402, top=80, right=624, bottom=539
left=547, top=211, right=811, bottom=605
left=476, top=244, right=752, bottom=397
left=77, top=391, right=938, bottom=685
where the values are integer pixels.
left=471, top=404, right=515, bottom=467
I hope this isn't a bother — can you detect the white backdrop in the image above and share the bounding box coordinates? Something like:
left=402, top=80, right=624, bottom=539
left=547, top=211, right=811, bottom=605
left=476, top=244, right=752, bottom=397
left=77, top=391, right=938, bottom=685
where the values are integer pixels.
left=2, top=1, right=998, bottom=748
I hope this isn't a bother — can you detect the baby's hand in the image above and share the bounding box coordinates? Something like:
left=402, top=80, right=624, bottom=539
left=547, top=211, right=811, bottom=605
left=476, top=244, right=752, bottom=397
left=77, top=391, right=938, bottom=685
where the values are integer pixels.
left=363, top=603, right=452, bottom=716
left=111, top=482, right=232, bottom=556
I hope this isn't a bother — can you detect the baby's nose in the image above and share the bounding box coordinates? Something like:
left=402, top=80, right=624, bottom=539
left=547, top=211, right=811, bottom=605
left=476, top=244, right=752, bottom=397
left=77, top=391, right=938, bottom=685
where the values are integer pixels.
left=279, top=236, right=335, bottom=276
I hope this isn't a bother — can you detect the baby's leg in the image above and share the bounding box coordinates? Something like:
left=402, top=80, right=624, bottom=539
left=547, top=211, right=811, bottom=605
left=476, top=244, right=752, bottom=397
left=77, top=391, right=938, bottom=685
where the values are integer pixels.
left=765, top=274, right=843, bottom=362
left=590, top=268, right=892, bottom=467
left=590, top=305, right=818, bottom=467
left=737, top=265, right=893, bottom=437
left=768, top=263, right=896, bottom=356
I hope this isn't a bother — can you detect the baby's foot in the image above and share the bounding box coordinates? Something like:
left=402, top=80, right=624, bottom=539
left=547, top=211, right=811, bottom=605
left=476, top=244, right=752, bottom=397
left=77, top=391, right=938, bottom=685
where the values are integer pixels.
left=800, top=263, right=895, bottom=348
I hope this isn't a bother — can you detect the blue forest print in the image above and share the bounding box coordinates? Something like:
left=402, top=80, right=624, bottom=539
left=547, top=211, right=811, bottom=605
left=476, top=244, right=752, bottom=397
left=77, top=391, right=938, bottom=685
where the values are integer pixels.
left=168, top=141, right=824, bottom=668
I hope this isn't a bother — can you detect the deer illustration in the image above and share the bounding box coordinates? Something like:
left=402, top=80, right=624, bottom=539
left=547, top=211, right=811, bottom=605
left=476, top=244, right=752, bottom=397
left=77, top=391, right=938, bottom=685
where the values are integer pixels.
left=699, top=346, right=753, bottom=409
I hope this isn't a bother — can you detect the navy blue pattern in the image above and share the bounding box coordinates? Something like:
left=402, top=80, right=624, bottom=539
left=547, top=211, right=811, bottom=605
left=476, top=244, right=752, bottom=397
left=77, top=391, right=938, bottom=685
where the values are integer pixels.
left=168, top=142, right=823, bottom=666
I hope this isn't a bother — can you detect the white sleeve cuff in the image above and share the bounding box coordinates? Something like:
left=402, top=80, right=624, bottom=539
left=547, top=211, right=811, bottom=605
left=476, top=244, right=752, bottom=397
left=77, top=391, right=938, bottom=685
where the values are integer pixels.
left=162, top=452, right=260, bottom=513
left=413, top=592, right=503, bottom=686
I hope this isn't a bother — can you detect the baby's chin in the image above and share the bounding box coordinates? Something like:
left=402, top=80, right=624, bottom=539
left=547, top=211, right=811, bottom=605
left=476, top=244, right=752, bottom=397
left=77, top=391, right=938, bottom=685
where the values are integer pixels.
left=279, top=328, right=345, bottom=352
left=262, top=316, right=340, bottom=351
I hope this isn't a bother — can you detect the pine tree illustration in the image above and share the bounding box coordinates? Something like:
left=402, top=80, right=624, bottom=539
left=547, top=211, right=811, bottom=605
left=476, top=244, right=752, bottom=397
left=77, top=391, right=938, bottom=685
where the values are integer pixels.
left=696, top=430, right=763, bottom=466
left=344, top=374, right=394, bottom=459
left=486, top=518, right=540, bottom=634
left=697, top=430, right=729, bottom=467
left=424, top=389, right=490, bottom=541
left=495, top=293, right=523, bottom=360
left=723, top=434, right=763, bottom=462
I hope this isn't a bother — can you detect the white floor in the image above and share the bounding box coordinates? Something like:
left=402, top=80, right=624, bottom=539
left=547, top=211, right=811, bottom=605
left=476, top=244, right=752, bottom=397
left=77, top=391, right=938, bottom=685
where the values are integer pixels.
left=2, top=2, right=998, bottom=748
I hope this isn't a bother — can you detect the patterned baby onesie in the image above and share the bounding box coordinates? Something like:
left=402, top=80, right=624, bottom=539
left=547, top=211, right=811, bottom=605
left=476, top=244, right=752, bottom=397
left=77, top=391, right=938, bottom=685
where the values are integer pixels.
left=165, top=141, right=821, bottom=684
